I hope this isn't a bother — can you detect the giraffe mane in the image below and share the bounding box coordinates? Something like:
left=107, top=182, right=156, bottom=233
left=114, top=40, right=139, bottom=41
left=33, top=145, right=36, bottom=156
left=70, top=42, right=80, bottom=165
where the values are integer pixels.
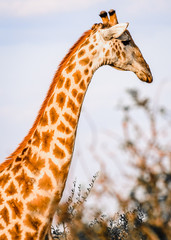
left=0, top=29, right=92, bottom=172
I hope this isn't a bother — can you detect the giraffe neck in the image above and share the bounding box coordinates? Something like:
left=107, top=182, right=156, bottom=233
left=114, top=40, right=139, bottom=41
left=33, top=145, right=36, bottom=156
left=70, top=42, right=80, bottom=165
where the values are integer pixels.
left=29, top=48, right=92, bottom=164
left=26, top=32, right=98, bottom=187
left=19, top=30, right=100, bottom=212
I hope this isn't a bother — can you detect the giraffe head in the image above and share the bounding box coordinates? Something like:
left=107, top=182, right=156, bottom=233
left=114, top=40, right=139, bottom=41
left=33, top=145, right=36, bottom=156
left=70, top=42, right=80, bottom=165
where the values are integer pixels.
left=91, top=10, right=153, bottom=83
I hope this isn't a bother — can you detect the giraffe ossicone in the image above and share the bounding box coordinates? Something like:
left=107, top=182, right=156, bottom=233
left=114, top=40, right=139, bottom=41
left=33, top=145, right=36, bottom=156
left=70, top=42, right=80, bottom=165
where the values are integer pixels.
left=0, top=9, right=152, bottom=240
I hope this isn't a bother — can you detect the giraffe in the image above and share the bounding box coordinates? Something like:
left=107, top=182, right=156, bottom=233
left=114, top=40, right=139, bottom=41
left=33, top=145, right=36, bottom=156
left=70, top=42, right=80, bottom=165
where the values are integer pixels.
left=0, top=10, right=152, bottom=240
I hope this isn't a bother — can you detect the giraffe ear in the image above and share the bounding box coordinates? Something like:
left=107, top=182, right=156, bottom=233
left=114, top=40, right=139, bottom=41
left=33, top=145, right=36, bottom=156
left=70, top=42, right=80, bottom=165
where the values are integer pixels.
left=101, top=23, right=129, bottom=40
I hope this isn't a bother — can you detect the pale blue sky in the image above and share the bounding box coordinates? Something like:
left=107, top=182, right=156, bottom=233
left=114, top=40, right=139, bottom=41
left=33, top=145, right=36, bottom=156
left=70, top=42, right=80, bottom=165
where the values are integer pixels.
left=0, top=0, right=171, bottom=208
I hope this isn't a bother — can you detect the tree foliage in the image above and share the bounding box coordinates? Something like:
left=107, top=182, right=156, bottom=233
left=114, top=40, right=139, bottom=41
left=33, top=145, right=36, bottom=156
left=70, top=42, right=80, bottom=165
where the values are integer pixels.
left=52, top=89, right=171, bottom=240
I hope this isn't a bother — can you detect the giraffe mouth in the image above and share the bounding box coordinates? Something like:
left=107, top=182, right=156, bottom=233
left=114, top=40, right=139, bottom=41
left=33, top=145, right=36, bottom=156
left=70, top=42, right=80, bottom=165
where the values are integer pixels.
left=110, top=65, right=127, bottom=72
left=111, top=64, right=153, bottom=83
left=114, top=67, right=126, bottom=71
left=135, top=70, right=153, bottom=83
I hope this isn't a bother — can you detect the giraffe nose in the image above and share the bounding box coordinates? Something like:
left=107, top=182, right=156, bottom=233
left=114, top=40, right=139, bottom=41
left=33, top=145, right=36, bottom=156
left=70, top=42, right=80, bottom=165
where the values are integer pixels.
left=146, top=74, right=153, bottom=83
left=145, top=64, right=153, bottom=83
left=136, top=70, right=153, bottom=83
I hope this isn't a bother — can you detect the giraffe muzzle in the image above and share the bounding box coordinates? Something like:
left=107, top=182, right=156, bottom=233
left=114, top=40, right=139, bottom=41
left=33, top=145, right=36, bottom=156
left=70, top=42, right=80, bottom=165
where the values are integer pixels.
left=146, top=74, right=153, bottom=83
left=136, top=70, right=153, bottom=83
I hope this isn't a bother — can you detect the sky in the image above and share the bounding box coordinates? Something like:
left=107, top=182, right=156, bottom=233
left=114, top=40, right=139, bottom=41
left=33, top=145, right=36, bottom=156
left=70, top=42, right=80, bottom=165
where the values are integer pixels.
left=0, top=0, right=171, bottom=210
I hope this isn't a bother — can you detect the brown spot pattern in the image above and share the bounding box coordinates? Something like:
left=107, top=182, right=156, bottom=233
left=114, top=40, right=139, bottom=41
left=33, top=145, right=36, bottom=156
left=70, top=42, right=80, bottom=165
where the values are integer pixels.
left=63, top=113, right=77, bottom=129
left=0, top=207, right=9, bottom=225
left=5, top=182, right=17, bottom=196
left=122, top=52, right=126, bottom=58
left=50, top=107, right=59, bottom=124
left=8, top=223, right=22, bottom=240
left=84, top=69, right=89, bottom=75
left=0, top=173, right=10, bottom=188
left=15, top=169, right=35, bottom=198
left=38, top=173, right=53, bottom=191
left=40, top=112, right=48, bottom=126
left=0, top=234, right=7, bottom=240
left=87, top=77, right=91, bottom=83
left=65, top=62, right=76, bottom=74
left=7, top=199, right=23, bottom=219
left=116, top=51, right=120, bottom=58
left=16, top=156, right=22, bottom=162
left=56, top=92, right=66, bottom=110
left=79, top=80, right=86, bottom=90
left=24, top=214, right=42, bottom=231
left=105, top=50, right=110, bottom=57
left=49, top=159, right=70, bottom=189
left=24, top=150, right=45, bottom=175
left=22, top=147, right=28, bottom=155
left=77, top=93, right=84, bottom=104
left=73, top=70, right=81, bottom=84
left=32, top=130, right=41, bottom=147
left=0, top=224, right=4, bottom=230
left=27, top=195, right=50, bottom=214
left=57, top=75, right=65, bottom=88
left=7, top=163, right=12, bottom=171
left=58, top=136, right=74, bottom=154
left=57, top=137, right=65, bottom=145
left=12, top=163, right=22, bottom=174
left=78, top=49, right=86, bottom=58
left=67, top=97, right=78, bottom=115
left=57, top=121, right=71, bottom=134
left=53, top=144, right=66, bottom=159
left=24, top=232, right=37, bottom=240
left=92, top=50, right=97, bottom=56
left=71, top=89, right=78, bottom=97
left=89, top=44, right=94, bottom=51
left=64, top=78, right=71, bottom=90
left=42, top=130, right=54, bottom=152
left=0, top=193, right=4, bottom=205
left=49, top=158, right=59, bottom=180
left=79, top=57, right=90, bottom=66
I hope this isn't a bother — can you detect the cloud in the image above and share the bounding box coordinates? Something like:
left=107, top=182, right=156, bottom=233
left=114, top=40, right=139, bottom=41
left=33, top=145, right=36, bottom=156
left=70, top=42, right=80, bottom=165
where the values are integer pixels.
left=0, top=0, right=105, bottom=17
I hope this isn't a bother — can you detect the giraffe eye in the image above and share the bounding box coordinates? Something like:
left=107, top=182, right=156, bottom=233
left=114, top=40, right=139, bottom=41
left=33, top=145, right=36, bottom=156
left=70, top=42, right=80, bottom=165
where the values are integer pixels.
left=122, top=40, right=131, bottom=46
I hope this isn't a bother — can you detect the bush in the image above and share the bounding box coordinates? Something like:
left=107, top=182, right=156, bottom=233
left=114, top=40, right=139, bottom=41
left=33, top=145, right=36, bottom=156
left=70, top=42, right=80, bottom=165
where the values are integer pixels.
left=52, top=89, right=171, bottom=240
